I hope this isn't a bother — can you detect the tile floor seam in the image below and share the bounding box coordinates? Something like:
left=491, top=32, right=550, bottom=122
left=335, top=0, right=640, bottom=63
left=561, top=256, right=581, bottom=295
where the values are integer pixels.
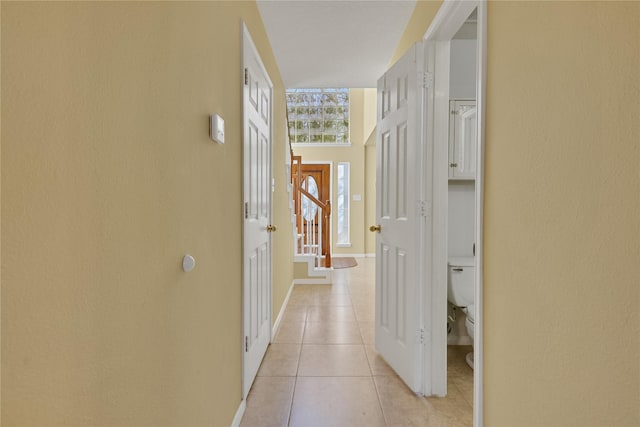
left=295, top=374, right=374, bottom=377
left=286, top=313, right=305, bottom=427
left=371, top=374, right=392, bottom=427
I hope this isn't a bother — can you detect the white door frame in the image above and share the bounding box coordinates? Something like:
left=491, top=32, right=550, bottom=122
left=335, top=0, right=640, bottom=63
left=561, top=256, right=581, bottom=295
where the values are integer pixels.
left=422, top=1, right=487, bottom=426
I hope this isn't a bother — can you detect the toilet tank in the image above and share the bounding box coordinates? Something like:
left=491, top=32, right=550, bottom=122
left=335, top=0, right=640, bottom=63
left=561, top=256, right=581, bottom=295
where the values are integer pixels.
left=447, top=257, right=475, bottom=307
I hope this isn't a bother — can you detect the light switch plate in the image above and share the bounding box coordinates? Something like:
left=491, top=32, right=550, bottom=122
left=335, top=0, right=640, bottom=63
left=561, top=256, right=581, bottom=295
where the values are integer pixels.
left=210, top=114, right=225, bottom=144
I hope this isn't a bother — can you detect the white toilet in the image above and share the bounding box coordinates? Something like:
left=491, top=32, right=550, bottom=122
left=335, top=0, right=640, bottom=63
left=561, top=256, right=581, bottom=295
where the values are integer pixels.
left=447, top=257, right=475, bottom=369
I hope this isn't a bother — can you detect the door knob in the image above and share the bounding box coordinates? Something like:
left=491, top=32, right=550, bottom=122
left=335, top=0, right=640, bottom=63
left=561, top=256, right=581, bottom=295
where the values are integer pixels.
left=266, top=225, right=277, bottom=232
left=369, top=225, right=381, bottom=233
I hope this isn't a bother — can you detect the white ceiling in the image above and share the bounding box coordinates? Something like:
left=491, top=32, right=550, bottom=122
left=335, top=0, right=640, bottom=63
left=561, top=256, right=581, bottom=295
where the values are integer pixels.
left=257, top=0, right=417, bottom=89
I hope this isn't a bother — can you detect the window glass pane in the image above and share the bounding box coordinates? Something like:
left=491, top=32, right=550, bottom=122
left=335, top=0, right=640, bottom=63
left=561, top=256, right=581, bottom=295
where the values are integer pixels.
left=337, top=163, right=350, bottom=244
left=323, top=134, right=336, bottom=143
left=285, top=88, right=349, bottom=144
left=301, top=177, right=319, bottom=221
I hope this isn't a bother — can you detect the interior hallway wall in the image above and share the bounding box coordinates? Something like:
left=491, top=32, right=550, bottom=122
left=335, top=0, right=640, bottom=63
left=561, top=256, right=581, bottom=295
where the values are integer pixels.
left=393, top=1, right=639, bottom=425
left=1, top=2, right=293, bottom=425
left=364, top=132, right=377, bottom=256
left=483, top=3, right=639, bottom=425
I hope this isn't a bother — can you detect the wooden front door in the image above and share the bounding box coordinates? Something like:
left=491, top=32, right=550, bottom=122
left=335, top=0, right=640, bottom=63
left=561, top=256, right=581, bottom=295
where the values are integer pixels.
left=292, top=163, right=330, bottom=257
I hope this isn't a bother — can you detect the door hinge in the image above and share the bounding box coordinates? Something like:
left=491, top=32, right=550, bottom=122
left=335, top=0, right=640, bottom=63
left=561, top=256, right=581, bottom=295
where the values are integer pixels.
left=417, top=200, right=431, bottom=218
left=419, top=71, right=433, bottom=89
left=244, top=68, right=249, bottom=85
left=244, top=202, right=248, bottom=219
left=418, top=328, right=426, bottom=345
left=245, top=336, right=248, bottom=352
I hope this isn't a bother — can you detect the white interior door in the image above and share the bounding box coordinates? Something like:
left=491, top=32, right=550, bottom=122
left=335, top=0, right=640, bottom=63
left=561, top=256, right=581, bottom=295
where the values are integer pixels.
left=243, top=25, right=273, bottom=399
left=374, top=42, right=423, bottom=393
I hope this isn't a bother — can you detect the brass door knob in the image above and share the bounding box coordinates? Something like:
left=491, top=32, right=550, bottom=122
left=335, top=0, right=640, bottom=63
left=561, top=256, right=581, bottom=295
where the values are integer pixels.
left=266, top=225, right=277, bottom=233
left=369, top=225, right=381, bottom=233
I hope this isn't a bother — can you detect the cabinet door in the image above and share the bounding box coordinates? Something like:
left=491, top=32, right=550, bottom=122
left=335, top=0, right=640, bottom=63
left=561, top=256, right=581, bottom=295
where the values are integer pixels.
left=449, top=100, right=477, bottom=179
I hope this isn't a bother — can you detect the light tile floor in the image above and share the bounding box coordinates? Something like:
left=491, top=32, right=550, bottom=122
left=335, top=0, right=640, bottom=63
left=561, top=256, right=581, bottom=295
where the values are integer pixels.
left=240, top=258, right=473, bottom=427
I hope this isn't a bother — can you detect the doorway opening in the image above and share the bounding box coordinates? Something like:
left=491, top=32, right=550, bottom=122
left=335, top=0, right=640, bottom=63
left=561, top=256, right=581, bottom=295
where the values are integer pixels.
left=423, top=1, right=486, bottom=425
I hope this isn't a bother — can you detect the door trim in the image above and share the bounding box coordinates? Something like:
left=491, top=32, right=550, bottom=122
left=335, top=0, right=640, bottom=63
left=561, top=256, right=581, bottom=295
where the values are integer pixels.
left=422, top=1, right=487, bottom=426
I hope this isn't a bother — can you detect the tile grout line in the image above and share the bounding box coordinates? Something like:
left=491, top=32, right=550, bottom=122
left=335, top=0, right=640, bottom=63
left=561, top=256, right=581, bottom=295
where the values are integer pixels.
left=286, top=306, right=306, bottom=427
left=353, top=271, right=390, bottom=426
left=371, top=374, right=392, bottom=427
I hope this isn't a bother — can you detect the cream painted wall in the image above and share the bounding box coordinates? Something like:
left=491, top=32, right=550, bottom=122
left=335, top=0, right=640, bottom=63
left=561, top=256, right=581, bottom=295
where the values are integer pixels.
left=390, top=0, right=443, bottom=66
left=484, top=3, right=639, bottom=425
left=293, top=89, right=376, bottom=256
left=363, top=89, right=377, bottom=256
left=394, top=1, right=639, bottom=425
left=364, top=134, right=377, bottom=255
left=363, top=88, right=377, bottom=143
left=1, top=2, right=293, bottom=426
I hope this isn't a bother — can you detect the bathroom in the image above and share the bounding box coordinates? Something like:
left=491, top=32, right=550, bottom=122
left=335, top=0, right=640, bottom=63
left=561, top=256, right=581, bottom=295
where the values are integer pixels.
left=446, top=13, right=478, bottom=369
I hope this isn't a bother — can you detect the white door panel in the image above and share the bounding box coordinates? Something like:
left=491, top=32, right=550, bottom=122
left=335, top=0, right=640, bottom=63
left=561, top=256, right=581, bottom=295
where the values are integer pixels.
left=375, top=42, right=423, bottom=393
left=243, top=26, right=272, bottom=399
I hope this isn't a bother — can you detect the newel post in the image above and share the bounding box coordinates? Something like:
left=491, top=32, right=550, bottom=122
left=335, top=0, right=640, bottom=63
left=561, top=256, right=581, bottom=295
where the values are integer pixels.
left=324, top=200, right=331, bottom=268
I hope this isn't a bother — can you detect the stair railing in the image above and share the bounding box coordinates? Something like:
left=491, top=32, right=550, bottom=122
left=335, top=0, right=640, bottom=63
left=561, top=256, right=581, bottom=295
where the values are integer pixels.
left=291, top=156, right=332, bottom=268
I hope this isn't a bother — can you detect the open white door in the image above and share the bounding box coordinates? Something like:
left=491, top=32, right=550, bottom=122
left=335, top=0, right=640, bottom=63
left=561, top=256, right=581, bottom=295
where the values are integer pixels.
left=242, top=25, right=273, bottom=399
left=374, top=42, right=424, bottom=393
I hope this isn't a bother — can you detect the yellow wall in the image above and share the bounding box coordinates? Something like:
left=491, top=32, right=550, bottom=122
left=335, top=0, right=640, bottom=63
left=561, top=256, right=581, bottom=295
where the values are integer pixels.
left=362, top=88, right=377, bottom=143
left=394, top=1, right=640, bottom=425
left=363, top=88, right=377, bottom=255
left=293, top=89, right=376, bottom=256
left=484, top=3, right=639, bottom=425
left=390, top=0, right=443, bottom=65
left=1, top=2, right=293, bottom=426
left=364, top=133, right=377, bottom=255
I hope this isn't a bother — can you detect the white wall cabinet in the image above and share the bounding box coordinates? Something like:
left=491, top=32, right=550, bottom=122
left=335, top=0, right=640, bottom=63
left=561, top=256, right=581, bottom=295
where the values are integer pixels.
left=448, top=100, right=477, bottom=180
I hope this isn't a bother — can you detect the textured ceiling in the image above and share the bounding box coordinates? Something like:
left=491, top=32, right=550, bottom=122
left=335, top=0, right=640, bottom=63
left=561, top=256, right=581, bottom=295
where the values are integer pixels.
left=257, top=0, right=417, bottom=88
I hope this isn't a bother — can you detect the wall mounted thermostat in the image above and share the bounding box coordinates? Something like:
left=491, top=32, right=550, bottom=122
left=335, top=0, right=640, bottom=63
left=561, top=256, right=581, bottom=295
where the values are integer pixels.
left=210, top=114, right=225, bottom=144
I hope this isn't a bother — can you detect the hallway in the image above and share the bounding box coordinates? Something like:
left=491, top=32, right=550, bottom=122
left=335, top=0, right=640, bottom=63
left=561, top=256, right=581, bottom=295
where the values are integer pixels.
left=240, top=258, right=473, bottom=427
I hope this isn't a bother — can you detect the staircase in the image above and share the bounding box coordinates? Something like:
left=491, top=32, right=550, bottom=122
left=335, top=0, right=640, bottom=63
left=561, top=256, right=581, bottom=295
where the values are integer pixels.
left=286, top=123, right=332, bottom=283
left=291, top=155, right=332, bottom=268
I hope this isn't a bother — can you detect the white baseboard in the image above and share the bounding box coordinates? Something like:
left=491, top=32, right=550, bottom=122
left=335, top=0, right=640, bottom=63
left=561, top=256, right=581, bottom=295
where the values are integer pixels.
left=333, top=253, right=376, bottom=258
left=272, top=282, right=295, bottom=338
left=293, top=255, right=332, bottom=284
left=230, top=399, right=246, bottom=427
left=293, top=277, right=332, bottom=285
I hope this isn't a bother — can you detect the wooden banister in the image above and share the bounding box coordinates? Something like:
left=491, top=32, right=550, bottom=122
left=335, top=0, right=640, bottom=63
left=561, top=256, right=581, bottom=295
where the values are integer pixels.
left=298, top=186, right=328, bottom=211
left=290, top=156, right=332, bottom=268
